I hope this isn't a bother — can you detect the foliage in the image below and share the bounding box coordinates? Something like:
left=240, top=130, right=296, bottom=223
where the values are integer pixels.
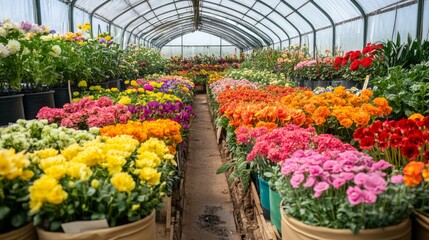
left=373, top=62, right=429, bottom=119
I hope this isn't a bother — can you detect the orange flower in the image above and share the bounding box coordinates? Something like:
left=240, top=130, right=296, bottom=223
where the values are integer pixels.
left=353, top=110, right=370, bottom=127
left=409, top=113, right=425, bottom=121
left=333, top=86, right=346, bottom=98
left=373, top=97, right=392, bottom=115
left=423, top=167, right=429, bottom=182
left=403, top=161, right=425, bottom=187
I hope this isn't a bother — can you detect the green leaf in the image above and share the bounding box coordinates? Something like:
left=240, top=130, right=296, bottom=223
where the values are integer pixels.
left=11, top=212, right=25, bottom=227
left=216, top=162, right=234, bottom=174
left=87, top=187, right=96, bottom=196
left=50, top=221, right=62, bottom=231
left=0, top=206, right=11, bottom=220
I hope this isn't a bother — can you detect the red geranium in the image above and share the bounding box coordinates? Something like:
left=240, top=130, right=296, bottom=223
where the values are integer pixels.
left=350, top=50, right=362, bottom=61
left=334, top=57, right=342, bottom=70
left=353, top=127, right=365, bottom=140
left=350, top=60, right=361, bottom=71
left=361, top=57, right=373, bottom=67
left=390, top=134, right=403, bottom=148
left=359, top=136, right=375, bottom=149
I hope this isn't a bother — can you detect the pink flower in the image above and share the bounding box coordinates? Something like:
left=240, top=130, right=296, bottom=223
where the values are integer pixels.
left=363, top=174, right=387, bottom=194
left=313, top=181, right=329, bottom=197
left=332, top=178, right=346, bottom=189
left=309, top=166, right=324, bottom=176
left=322, top=160, right=337, bottom=171
left=354, top=173, right=368, bottom=186
left=303, top=176, right=316, bottom=188
left=390, top=175, right=404, bottom=184
left=347, top=186, right=363, bottom=205
left=371, top=160, right=392, bottom=171
left=290, top=173, right=305, bottom=188
left=361, top=190, right=377, bottom=204
left=339, top=172, right=355, bottom=181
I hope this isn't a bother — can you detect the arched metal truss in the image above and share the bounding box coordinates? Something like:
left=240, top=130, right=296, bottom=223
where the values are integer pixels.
left=63, top=0, right=421, bottom=53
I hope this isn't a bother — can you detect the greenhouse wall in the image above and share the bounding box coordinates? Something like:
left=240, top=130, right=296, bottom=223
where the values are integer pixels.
left=0, top=0, right=34, bottom=23
left=41, top=0, right=69, bottom=34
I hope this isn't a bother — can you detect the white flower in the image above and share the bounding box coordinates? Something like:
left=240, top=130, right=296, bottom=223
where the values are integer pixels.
left=2, top=22, right=13, bottom=30
left=6, top=39, right=20, bottom=54
left=51, top=45, right=61, bottom=57
left=0, top=43, right=10, bottom=57
left=22, top=47, right=30, bottom=55
left=0, top=27, right=6, bottom=37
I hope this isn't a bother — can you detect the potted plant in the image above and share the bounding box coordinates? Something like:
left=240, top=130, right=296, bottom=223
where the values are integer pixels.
left=277, top=148, right=413, bottom=239
left=29, top=135, right=174, bottom=240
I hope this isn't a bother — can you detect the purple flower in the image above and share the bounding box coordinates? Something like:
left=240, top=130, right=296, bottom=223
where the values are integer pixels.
left=363, top=174, right=387, bottom=194
left=347, top=186, right=363, bottom=205
left=290, top=173, right=305, bottom=188
left=391, top=175, right=404, bottom=184
left=99, top=38, right=106, bottom=43
left=107, top=40, right=114, bottom=45
left=20, top=21, right=33, bottom=31
left=50, top=29, right=56, bottom=34
left=353, top=172, right=368, bottom=186
left=313, top=181, right=329, bottom=197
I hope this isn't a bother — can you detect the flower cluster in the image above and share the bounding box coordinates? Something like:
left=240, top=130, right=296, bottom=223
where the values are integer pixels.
left=28, top=135, right=174, bottom=231
left=0, top=149, right=35, bottom=233
left=37, top=97, right=132, bottom=130
left=224, top=68, right=287, bottom=86
left=209, top=78, right=258, bottom=99
left=100, top=120, right=183, bottom=153
left=354, top=115, right=429, bottom=167
left=129, top=101, right=195, bottom=131
left=281, top=86, right=391, bottom=141
left=0, top=119, right=98, bottom=152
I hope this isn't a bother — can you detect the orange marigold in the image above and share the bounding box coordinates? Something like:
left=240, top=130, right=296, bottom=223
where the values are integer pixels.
left=403, top=161, right=425, bottom=187
left=408, top=113, right=425, bottom=121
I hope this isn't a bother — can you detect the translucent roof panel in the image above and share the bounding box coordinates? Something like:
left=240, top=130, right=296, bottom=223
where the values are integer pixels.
left=287, top=13, right=312, bottom=33
left=313, top=0, right=360, bottom=22
left=164, top=32, right=233, bottom=46
left=276, top=2, right=294, bottom=16
left=356, top=0, right=409, bottom=13
left=299, top=4, right=331, bottom=29
left=285, top=0, right=310, bottom=9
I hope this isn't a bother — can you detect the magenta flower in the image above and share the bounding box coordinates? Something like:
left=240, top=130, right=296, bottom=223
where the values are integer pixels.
left=332, top=178, right=346, bottom=189
left=363, top=174, right=387, bottom=194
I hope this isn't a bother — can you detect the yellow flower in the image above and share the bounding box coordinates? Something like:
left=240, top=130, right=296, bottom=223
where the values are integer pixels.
left=44, top=165, right=67, bottom=180
left=37, top=148, right=59, bottom=159
left=132, top=204, right=140, bottom=211
left=21, top=170, right=34, bottom=180
left=149, top=81, right=157, bottom=87
left=136, top=151, right=161, bottom=168
left=78, top=80, right=87, bottom=88
left=39, top=155, right=66, bottom=171
left=111, top=172, right=135, bottom=192
left=72, top=98, right=80, bottom=102
left=130, top=80, right=138, bottom=87
left=105, top=36, right=111, bottom=41
left=0, top=150, right=13, bottom=176
left=29, top=175, right=67, bottom=213
left=91, top=179, right=100, bottom=189
left=111, top=87, right=119, bottom=92
left=46, top=184, right=68, bottom=204
left=68, top=181, right=75, bottom=188
left=66, top=162, right=93, bottom=181
left=409, top=113, right=425, bottom=121
left=126, top=89, right=134, bottom=94
left=61, top=144, right=82, bottom=161
left=94, top=85, right=102, bottom=91
left=89, top=86, right=95, bottom=91
left=118, top=96, right=132, bottom=105
left=88, top=95, right=94, bottom=100
left=139, top=167, right=161, bottom=186
left=73, top=91, right=80, bottom=97
left=124, top=80, right=130, bottom=85
left=138, top=88, right=145, bottom=93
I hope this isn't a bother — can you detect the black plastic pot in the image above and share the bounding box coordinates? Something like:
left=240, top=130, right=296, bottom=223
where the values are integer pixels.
left=23, top=90, right=55, bottom=120
left=0, top=94, right=25, bottom=126
left=53, top=88, right=70, bottom=108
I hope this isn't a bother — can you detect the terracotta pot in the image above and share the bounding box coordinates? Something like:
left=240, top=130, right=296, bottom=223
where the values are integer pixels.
left=37, top=210, right=155, bottom=240
left=413, top=211, right=429, bottom=240
left=0, top=222, right=38, bottom=240
left=281, top=207, right=411, bottom=240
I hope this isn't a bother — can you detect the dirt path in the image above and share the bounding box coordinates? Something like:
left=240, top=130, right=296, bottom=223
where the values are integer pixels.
left=182, top=94, right=240, bottom=240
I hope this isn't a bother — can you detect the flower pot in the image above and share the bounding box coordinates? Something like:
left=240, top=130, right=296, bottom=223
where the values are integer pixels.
left=303, top=80, right=315, bottom=89
left=258, top=175, right=270, bottom=219
left=0, top=94, right=25, bottom=126
left=413, top=211, right=429, bottom=240
left=0, top=222, right=38, bottom=240
left=281, top=207, right=411, bottom=240
left=269, top=188, right=282, bottom=233
left=37, top=210, right=156, bottom=240
left=108, top=79, right=122, bottom=91
left=23, top=90, right=55, bottom=120
left=315, top=80, right=331, bottom=88
left=53, top=88, right=70, bottom=108
left=330, top=79, right=361, bottom=89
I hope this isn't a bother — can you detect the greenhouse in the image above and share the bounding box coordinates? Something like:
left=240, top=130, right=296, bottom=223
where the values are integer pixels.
left=0, top=0, right=429, bottom=239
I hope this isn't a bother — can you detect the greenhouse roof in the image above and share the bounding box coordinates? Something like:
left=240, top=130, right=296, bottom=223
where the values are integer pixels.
left=66, top=0, right=420, bottom=50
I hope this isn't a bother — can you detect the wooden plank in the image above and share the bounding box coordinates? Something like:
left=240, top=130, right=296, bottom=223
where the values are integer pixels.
left=165, top=196, right=172, bottom=232
left=251, top=183, right=274, bottom=240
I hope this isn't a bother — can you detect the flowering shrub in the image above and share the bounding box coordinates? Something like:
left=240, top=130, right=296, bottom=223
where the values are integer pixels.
left=28, top=135, right=175, bottom=231
left=0, top=149, right=35, bottom=233
left=276, top=149, right=413, bottom=232
left=0, top=119, right=98, bottom=152
left=37, top=97, right=132, bottom=130
left=354, top=115, right=429, bottom=167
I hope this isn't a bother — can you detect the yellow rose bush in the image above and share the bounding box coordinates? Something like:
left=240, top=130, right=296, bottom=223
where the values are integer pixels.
left=28, top=135, right=177, bottom=231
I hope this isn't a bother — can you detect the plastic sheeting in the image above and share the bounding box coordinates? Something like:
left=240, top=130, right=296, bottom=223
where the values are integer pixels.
left=0, top=1, right=34, bottom=23
left=41, top=0, right=69, bottom=33
left=336, top=20, right=364, bottom=52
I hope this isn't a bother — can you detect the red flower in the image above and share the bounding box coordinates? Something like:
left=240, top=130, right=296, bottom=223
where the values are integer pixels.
left=361, top=57, right=373, bottom=67
left=379, top=130, right=391, bottom=142
left=377, top=141, right=388, bottom=150
left=350, top=51, right=362, bottom=61
left=334, top=57, right=342, bottom=70
left=341, top=58, right=349, bottom=67
left=360, top=136, right=375, bottom=150
left=424, top=150, right=429, bottom=162
left=390, top=134, right=403, bottom=148
left=353, top=127, right=365, bottom=140
left=350, top=60, right=361, bottom=71
left=423, top=116, right=429, bottom=128
left=141, top=61, right=147, bottom=67
left=369, top=120, right=383, bottom=132
left=407, top=133, right=425, bottom=146
left=400, top=143, right=420, bottom=160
